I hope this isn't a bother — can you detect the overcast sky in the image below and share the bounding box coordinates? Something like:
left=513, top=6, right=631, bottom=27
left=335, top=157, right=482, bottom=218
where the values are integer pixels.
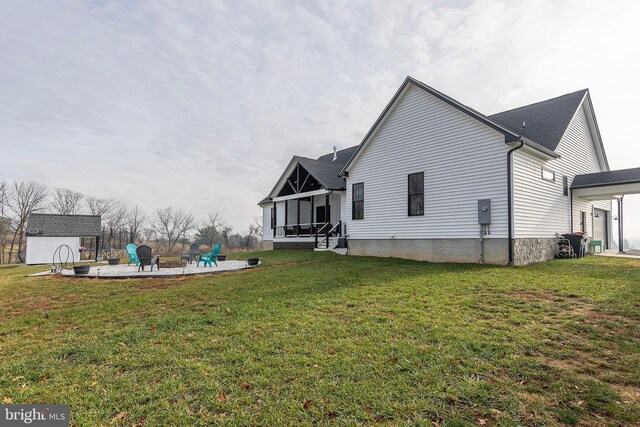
left=1, top=0, right=639, bottom=240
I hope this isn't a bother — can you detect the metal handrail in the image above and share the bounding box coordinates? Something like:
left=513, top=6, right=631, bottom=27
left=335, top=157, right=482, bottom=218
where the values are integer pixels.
left=314, top=222, right=330, bottom=248
left=315, top=220, right=342, bottom=249
left=327, top=221, right=342, bottom=236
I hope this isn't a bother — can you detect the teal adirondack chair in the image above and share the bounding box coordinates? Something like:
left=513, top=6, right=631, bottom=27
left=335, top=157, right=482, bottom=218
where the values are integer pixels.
left=126, top=243, right=139, bottom=266
left=197, top=243, right=221, bottom=267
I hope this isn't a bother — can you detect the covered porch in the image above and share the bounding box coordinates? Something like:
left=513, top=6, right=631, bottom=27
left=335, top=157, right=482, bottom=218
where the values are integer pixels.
left=272, top=190, right=344, bottom=239
left=571, top=167, right=640, bottom=253
left=262, top=158, right=347, bottom=249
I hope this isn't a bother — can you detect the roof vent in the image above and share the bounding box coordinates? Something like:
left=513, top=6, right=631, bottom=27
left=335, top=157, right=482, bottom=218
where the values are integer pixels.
left=522, top=121, right=526, bottom=130
left=332, top=146, right=337, bottom=161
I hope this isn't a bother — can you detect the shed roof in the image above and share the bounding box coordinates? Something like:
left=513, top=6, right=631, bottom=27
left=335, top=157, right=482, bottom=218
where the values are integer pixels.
left=571, top=167, right=640, bottom=189
left=26, top=214, right=101, bottom=237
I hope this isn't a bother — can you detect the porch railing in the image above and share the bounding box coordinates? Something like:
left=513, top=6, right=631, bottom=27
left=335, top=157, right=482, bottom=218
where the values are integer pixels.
left=275, top=222, right=328, bottom=238
left=314, top=220, right=343, bottom=249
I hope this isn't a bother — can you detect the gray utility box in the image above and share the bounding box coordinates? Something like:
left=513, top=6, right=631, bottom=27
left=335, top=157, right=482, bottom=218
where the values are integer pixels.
left=478, top=199, right=491, bottom=224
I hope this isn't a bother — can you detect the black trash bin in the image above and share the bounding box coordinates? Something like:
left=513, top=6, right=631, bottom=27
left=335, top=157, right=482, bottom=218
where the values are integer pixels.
left=562, top=233, right=586, bottom=258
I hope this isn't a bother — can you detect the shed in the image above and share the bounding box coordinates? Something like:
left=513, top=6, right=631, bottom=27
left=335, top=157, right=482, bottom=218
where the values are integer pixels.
left=25, top=214, right=101, bottom=265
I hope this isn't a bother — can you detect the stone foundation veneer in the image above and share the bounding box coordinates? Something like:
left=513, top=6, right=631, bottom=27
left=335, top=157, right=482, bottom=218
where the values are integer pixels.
left=511, top=238, right=558, bottom=266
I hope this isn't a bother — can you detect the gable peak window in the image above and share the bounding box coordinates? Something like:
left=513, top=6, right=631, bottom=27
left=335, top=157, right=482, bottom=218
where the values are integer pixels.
left=408, top=172, right=424, bottom=216
left=352, top=183, right=364, bottom=220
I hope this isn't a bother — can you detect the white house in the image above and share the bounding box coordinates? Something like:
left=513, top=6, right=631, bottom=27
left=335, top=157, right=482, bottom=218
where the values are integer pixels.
left=259, top=77, right=640, bottom=265
left=25, top=214, right=101, bottom=265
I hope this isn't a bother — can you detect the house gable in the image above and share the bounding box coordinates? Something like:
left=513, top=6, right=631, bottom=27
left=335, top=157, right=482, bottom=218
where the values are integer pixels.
left=346, top=82, right=511, bottom=240
left=512, top=95, right=611, bottom=239
left=341, top=77, right=523, bottom=177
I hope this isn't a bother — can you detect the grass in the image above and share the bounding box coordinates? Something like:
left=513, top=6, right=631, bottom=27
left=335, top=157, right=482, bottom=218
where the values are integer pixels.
left=0, top=251, right=638, bottom=426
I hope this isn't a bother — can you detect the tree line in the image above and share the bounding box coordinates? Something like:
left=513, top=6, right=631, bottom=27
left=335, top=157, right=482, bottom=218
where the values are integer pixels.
left=0, top=179, right=262, bottom=264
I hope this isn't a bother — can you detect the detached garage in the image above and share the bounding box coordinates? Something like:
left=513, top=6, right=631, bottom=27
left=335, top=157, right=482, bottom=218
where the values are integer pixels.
left=25, top=214, right=101, bottom=265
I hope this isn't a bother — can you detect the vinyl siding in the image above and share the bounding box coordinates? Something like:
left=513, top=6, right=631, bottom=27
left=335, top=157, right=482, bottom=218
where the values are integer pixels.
left=346, top=84, right=509, bottom=239
left=262, top=205, right=273, bottom=240
left=513, top=102, right=611, bottom=238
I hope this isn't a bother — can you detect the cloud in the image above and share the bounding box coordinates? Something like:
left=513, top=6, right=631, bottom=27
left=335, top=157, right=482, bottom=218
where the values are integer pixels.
left=0, top=0, right=639, bottom=237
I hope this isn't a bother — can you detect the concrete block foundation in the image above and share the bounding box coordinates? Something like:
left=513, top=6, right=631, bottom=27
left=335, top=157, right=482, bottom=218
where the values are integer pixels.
left=348, top=238, right=509, bottom=265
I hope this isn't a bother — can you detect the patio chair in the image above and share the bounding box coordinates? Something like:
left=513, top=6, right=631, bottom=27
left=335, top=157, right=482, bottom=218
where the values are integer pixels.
left=126, top=243, right=139, bottom=266
left=197, top=243, right=221, bottom=267
left=180, top=243, right=201, bottom=264
left=136, top=244, right=159, bottom=272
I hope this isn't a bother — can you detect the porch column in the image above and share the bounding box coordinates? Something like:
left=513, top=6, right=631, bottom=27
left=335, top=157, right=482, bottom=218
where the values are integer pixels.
left=272, top=201, right=276, bottom=233
left=618, top=196, right=624, bottom=253
left=310, top=196, right=314, bottom=234
left=284, top=200, right=288, bottom=236
left=325, top=194, right=330, bottom=224
left=296, top=198, right=300, bottom=237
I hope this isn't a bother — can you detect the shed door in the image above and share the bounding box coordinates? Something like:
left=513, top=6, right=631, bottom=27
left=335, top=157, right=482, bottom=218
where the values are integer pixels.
left=593, top=209, right=607, bottom=247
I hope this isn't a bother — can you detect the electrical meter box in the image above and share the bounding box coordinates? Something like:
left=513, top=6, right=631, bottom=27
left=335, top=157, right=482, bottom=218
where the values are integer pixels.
left=478, top=199, right=491, bottom=224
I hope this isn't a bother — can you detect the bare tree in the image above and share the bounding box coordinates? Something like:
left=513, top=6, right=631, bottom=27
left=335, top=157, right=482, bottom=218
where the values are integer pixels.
left=103, top=201, right=128, bottom=248
left=49, top=187, right=84, bottom=215
left=86, top=196, right=114, bottom=217
left=246, top=216, right=263, bottom=250
left=127, top=205, right=147, bottom=244
left=152, top=207, right=196, bottom=253
left=0, top=179, right=7, bottom=264
left=252, top=216, right=263, bottom=239
left=7, top=181, right=49, bottom=263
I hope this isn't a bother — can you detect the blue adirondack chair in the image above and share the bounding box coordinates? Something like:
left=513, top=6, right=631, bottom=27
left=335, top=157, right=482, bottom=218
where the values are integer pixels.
left=126, top=243, right=139, bottom=266
left=197, top=243, right=221, bottom=267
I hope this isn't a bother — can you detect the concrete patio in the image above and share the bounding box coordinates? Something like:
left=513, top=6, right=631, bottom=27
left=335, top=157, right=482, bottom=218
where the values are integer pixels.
left=30, top=259, right=259, bottom=279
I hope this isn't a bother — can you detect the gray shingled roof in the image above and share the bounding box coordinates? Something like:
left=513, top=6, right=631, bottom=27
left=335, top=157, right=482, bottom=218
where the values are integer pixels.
left=259, top=146, right=357, bottom=204
left=296, top=145, right=358, bottom=190
left=571, top=167, right=640, bottom=189
left=489, top=89, right=588, bottom=151
left=26, top=214, right=101, bottom=237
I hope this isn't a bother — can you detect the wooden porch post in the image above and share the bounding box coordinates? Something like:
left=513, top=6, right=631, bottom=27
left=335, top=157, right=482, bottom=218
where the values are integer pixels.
left=284, top=200, right=288, bottom=236
left=296, top=198, right=301, bottom=236
left=618, top=196, right=624, bottom=253
left=272, top=201, right=277, bottom=233
left=325, top=194, right=330, bottom=224
left=310, top=196, right=315, bottom=234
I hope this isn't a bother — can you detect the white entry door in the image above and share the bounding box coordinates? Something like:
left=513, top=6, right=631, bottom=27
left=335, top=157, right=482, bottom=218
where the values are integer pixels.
left=593, top=209, right=607, bottom=248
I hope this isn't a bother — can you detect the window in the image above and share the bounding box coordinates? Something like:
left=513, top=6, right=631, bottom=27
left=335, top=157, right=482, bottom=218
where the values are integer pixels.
left=352, top=183, right=364, bottom=220
left=563, top=176, right=569, bottom=196
left=541, top=167, right=555, bottom=182
left=408, top=172, right=424, bottom=216
left=580, top=211, right=586, bottom=233
left=270, top=207, right=276, bottom=229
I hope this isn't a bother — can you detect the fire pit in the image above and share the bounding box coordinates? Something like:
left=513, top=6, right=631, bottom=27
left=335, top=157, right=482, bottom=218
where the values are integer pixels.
left=73, top=265, right=91, bottom=275
left=158, top=261, right=186, bottom=269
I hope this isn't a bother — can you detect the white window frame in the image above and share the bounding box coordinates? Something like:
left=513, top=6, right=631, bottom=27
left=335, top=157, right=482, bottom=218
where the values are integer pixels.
left=541, top=167, right=555, bottom=182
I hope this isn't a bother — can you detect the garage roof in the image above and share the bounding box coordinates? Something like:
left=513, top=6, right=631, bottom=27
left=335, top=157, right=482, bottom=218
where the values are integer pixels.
left=571, top=167, right=640, bottom=200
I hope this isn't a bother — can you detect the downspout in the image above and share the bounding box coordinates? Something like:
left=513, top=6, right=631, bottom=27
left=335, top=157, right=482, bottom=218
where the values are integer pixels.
left=507, top=140, right=524, bottom=265
left=570, top=191, right=573, bottom=232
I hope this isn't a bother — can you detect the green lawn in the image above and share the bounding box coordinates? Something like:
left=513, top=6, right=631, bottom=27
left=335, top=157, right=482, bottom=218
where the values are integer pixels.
left=0, top=252, right=638, bottom=426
